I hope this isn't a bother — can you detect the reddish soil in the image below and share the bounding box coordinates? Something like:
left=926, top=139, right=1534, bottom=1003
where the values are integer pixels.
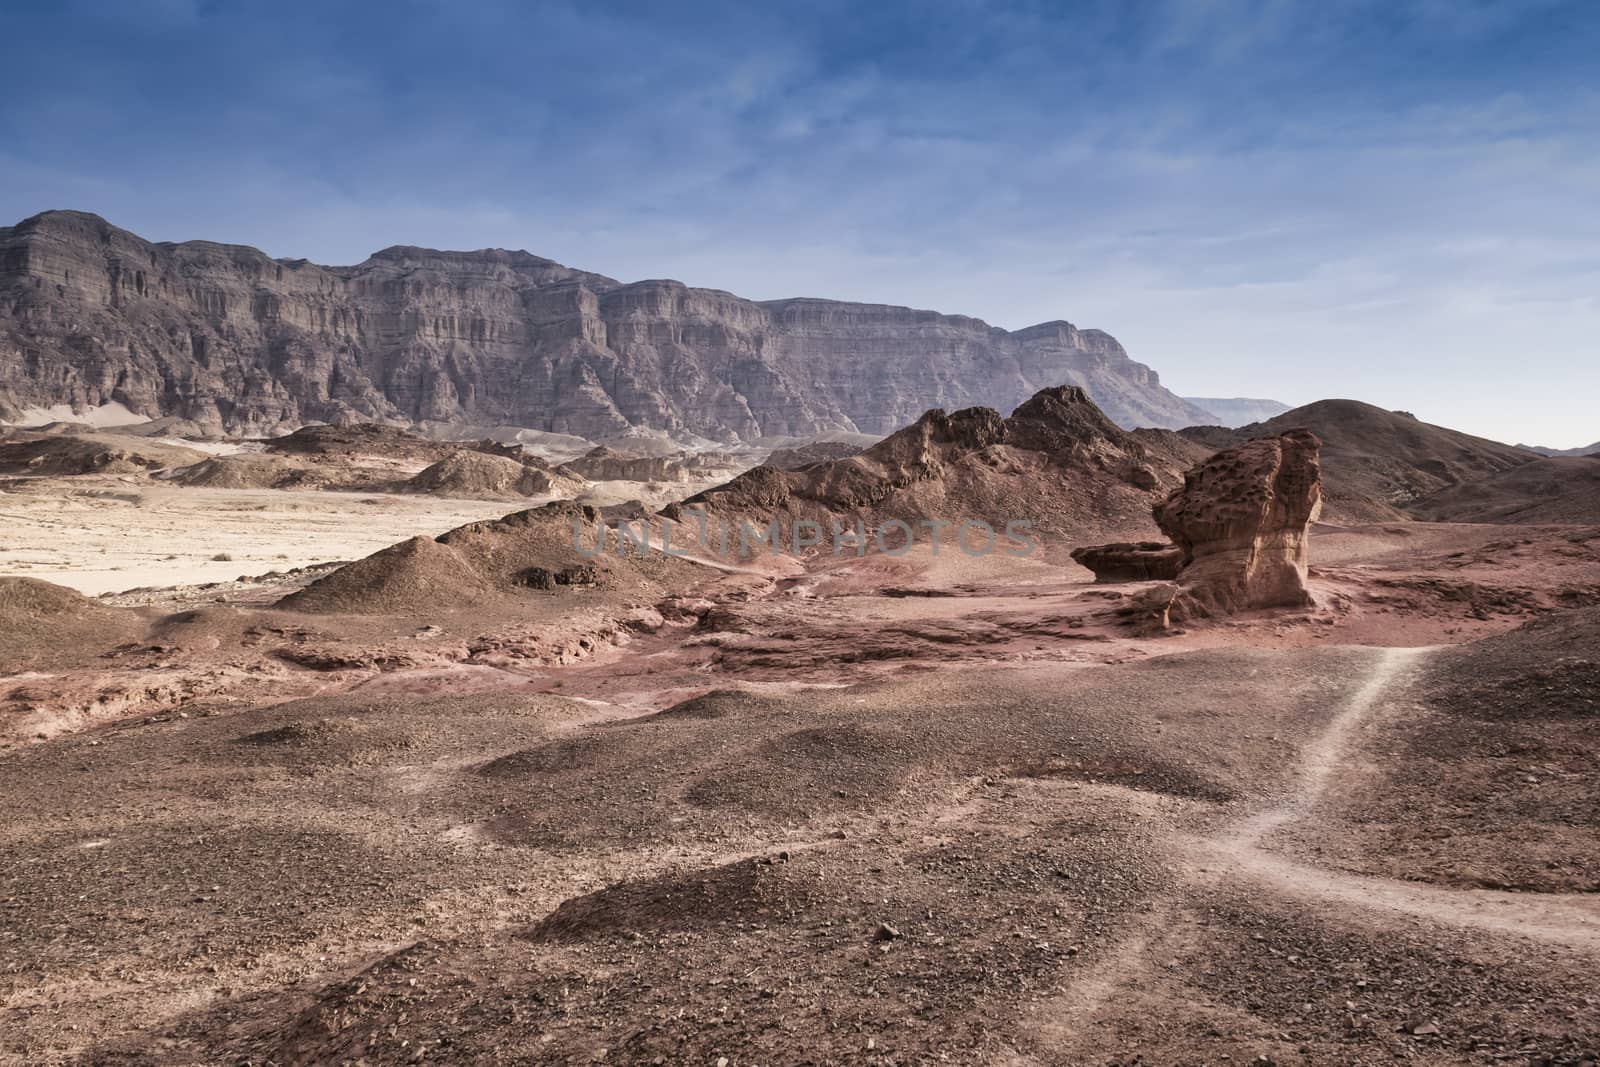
left=1, top=513, right=1598, bottom=1065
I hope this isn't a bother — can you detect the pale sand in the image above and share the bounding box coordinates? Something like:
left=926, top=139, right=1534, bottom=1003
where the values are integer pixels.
left=6, top=400, right=148, bottom=428
left=0, top=478, right=522, bottom=595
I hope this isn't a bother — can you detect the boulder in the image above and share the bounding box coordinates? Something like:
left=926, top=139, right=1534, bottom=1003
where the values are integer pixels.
left=1069, top=541, right=1184, bottom=582
left=1153, top=429, right=1323, bottom=617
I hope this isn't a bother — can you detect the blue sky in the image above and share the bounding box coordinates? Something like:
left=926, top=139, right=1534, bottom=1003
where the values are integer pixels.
left=3, top=0, right=1597, bottom=446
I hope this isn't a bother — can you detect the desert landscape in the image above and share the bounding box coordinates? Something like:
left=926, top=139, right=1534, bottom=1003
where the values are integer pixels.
left=2, top=348, right=1598, bottom=1064
left=4, top=5, right=1600, bottom=1063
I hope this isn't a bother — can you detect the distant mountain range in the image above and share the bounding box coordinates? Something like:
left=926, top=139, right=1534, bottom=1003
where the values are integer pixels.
left=1518, top=441, right=1600, bottom=458
left=0, top=210, right=1214, bottom=441
left=1181, top=396, right=1292, bottom=427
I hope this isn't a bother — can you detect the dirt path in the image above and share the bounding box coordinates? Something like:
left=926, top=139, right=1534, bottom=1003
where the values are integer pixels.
left=1231, top=646, right=1430, bottom=845
left=1034, top=645, right=1600, bottom=1059
left=1197, top=644, right=1600, bottom=951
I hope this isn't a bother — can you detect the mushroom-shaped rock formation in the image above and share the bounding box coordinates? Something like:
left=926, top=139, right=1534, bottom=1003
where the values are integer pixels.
left=1153, top=429, right=1323, bottom=617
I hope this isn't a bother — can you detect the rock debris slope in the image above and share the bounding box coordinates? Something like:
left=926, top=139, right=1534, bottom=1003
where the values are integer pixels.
left=1, top=210, right=1211, bottom=439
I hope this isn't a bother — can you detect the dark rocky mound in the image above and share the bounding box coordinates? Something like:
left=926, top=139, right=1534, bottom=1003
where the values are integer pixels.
left=0, top=431, right=207, bottom=476
left=1407, top=455, right=1600, bottom=524
left=403, top=451, right=579, bottom=500
left=438, top=501, right=701, bottom=591
left=226, top=715, right=426, bottom=768
left=764, top=440, right=867, bottom=470
left=1181, top=400, right=1536, bottom=523
left=264, top=423, right=455, bottom=462
left=237, top=720, right=360, bottom=746
left=669, top=385, right=1205, bottom=555
left=1170, top=424, right=1241, bottom=452
left=278, top=501, right=709, bottom=614
left=648, top=689, right=789, bottom=722
left=168, top=453, right=317, bottom=489
left=0, top=575, right=111, bottom=620
left=0, top=577, right=143, bottom=671
left=527, top=857, right=820, bottom=943
left=277, top=536, right=492, bottom=614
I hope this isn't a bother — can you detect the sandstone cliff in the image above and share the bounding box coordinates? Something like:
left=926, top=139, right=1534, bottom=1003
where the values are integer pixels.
left=0, top=210, right=1212, bottom=440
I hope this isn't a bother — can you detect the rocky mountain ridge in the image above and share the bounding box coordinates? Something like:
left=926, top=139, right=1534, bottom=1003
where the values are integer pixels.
left=670, top=384, right=1213, bottom=553
left=0, top=210, right=1212, bottom=441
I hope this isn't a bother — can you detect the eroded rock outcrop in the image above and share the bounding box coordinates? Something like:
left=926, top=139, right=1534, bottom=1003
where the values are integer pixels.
left=1152, top=429, right=1323, bottom=618
left=1069, top=541, right=1185, bottom=583
left=669, top=385, right=1212, bottom=554
left=564, top=446, right=686, bottom=483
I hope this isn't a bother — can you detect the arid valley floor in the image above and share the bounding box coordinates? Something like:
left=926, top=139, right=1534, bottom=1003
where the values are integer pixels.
left=2, top=404, right=1598, bottom=1067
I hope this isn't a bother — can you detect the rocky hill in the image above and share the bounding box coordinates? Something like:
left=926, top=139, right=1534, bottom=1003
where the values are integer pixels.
left=1182, top=400, right=1538, bottom=523
left=402, top=451, right=583, bottom=501
left=0, top=210, right=1211, bottom=441
left=671, top=385, right=1213, bottom=556
left=1407, top=455, right=1600, bottom=524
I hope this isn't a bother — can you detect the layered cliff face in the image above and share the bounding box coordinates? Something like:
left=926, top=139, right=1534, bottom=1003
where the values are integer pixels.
left=0, top=210, right=1212, bottom=440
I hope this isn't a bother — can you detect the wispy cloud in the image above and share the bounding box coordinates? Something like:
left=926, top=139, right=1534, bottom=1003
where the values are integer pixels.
left=1, top=0, right=1596, bottom=446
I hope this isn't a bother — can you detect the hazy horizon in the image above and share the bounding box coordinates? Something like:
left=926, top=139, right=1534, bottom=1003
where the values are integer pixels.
left=3, top=1, right=1597, bottom=448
